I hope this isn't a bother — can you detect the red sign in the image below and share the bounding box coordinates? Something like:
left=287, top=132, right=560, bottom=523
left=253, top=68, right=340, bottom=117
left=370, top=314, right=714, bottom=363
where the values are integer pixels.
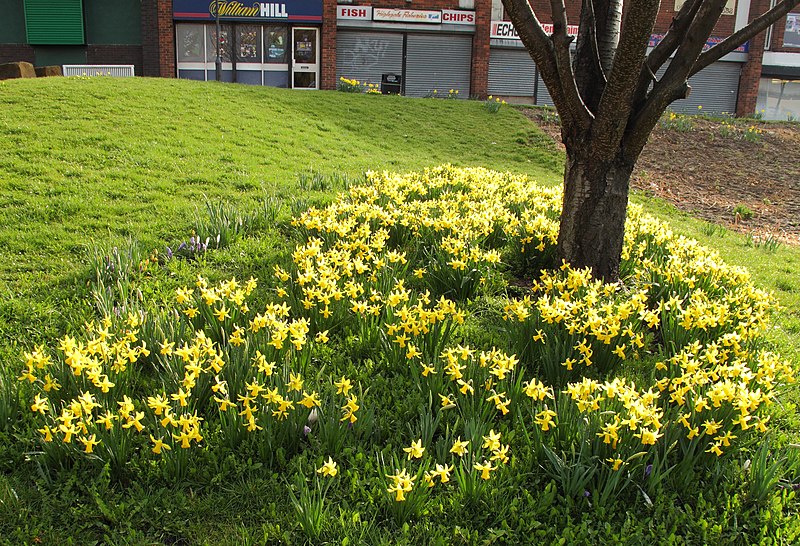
left=337, top=6, right=372, bottom=20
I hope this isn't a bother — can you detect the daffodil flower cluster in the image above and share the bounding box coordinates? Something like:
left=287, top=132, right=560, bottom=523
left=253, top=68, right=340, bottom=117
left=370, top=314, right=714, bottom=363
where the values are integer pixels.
left=21, top=276, right=357, bottom=461
left=624, top=207, right=775, bottom=349
left=291, top=166, right=555, bottom=302
left=17, top=165, right=794, bottom=500
left=504, top=264, right=651, bottom=383
left=386, top=430, right=511, bottom=506
left=417, top=344, right=523, bottom=420
left=654, top=337, right=794, bottom=459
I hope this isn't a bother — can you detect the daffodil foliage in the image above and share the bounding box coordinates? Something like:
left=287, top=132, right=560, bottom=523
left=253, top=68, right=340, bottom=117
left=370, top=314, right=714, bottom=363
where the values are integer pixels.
left=19, top=166, right=795, bottom=506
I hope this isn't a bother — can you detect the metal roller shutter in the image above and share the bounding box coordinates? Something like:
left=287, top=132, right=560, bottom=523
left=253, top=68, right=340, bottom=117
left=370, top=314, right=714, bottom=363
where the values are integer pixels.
left=488, top=48, right=536, bottom=96
left=656, top=61, right=741, bottom=115
left=336, top=31, right=403, bottom=87
left=535, top=72, right=555, bottom=106
left=405, top=34, right=472, bottom=98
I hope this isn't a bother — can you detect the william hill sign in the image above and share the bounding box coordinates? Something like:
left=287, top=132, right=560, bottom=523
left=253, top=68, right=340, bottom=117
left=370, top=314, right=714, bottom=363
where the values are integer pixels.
left=173, top=0, right=323, bottom=22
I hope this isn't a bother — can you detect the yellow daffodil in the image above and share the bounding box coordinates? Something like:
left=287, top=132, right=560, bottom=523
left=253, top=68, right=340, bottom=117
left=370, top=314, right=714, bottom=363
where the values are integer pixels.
left=403, top=439, right=425, bottom=459
left=317, top=457, right=338, bottom=477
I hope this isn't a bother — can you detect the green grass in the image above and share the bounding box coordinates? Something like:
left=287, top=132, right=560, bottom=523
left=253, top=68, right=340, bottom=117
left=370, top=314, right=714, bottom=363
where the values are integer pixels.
left=0, top=76, right=562, bottom=347
left=1, top=77, right=799, bottom=545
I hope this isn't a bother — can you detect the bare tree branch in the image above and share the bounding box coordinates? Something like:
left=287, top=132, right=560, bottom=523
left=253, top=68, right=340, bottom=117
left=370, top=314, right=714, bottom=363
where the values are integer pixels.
left=662, top=0, right=729, bottom=81
left=630, top=0, right=703, bottom=110
left=589, top=0, right=660, bottom=164
left=624, top=0, right=729, bottom=158
left=692, top=0, right=800, bottom=76
left=501, top=0, right=592, bottom=130
left=646, top=0, right=704, bottom=75
left=549, top=0, right=594, bottom=130
left=596, top=0, right=623, bottom=74
left=574, top=0, right=607, bottom=112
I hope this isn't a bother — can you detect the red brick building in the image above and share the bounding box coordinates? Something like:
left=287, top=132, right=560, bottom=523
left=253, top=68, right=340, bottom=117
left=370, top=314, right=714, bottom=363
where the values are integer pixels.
left=1, top=0, right=799, bottom=119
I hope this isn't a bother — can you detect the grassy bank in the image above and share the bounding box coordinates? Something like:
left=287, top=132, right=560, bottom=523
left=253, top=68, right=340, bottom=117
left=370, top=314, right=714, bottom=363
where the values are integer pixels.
left=0, top=77, right=798, bottom=545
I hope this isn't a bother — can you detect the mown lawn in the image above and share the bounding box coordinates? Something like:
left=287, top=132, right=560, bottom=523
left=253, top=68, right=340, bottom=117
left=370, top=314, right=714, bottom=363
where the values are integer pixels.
left=0, top=77, right=798, bottom=545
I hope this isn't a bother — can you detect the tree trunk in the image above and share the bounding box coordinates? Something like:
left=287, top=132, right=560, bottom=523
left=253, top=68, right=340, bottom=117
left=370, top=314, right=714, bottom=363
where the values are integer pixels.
left=556, top=144, right=634, bottom=282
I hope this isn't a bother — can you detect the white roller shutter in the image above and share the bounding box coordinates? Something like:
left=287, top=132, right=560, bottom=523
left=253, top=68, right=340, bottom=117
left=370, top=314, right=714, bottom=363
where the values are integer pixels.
left=405, top=34, right=472, bottom=98
left=488, top=48, right=535, bottom=96
left=336, top=31, right=404, bottom=87
left=656, top=61, right=741, bottom=115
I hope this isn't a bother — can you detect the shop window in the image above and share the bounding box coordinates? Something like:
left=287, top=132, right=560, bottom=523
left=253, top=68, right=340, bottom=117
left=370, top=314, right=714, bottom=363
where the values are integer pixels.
left=490, top=0, right=503, bottom=20
left=206, top=24, right=232, bottom=62
left=756, top=78, right=800, bottom=121
left=674, top=0, right=735, bottom=15
left=785, top=13, right=800, bottom=48
left=293, top=29, right=316, bottom=64
left=237, top=25, right=261, bottom=63
left=265, top=26, right=288, bottom=64
left=177, top=24, right=205, bottom=62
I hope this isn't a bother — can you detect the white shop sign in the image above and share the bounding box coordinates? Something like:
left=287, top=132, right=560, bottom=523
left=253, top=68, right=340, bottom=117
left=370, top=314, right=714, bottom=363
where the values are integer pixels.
left=490, top=20, right=578, bottom=39
left=441, top=10, right=476, bottom=26
left=373, top=8, right=441, bottom=24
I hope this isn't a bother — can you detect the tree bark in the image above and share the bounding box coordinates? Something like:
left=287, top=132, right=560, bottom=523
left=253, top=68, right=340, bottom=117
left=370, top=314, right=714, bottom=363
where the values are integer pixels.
left=556, top=143, right=634, bottom=282
left=501, top=0, right=800, bottom=283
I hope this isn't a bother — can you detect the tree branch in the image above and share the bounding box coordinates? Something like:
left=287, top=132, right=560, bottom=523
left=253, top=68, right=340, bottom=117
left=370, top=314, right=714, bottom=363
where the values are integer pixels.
left=659, top=0, right=729, bottom=85
left=501, top=0, right=592, bottom=130
left=574, top=0, right=607, bottom=113
left=596, top=0, right=623, bottom=75
left=589, top=0, right=660, bottom=165
left=549, top=0, right=593, bottom=130
left=625, top=0, right=729, bottom=155
left=647, top=0, right=704, bottom=75
left=692, top=0, right=800, bottom=76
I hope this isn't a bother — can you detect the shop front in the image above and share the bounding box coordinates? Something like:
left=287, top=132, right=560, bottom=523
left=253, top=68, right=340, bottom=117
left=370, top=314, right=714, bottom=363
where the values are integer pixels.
left=335, top=6, right=475, bottom=98
left=173, top=0, right=322, bottom=88
left=487, top=20, right=561, bottom=105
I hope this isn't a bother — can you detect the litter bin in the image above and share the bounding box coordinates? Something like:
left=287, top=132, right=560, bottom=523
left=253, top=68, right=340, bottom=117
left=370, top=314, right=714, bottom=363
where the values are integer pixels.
left=381, top=73, right=402, bottom=95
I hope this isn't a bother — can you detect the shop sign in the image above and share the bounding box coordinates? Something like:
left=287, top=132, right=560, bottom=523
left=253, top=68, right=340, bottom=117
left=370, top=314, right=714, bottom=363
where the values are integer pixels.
left=441, top=10, right=476, bottom=26
left=337, top=6, right=372, bottom=20
left=173, top=0, right=323, bottom=23
left=648, top=34, right=748, bottom=53
left=490, top=20, right=578, bottom=39
left=373, top=8, right=442, bottom=24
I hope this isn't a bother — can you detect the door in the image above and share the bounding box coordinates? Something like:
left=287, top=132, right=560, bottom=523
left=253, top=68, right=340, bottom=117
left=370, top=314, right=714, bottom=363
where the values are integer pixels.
left=291, top=27, right=319, bottom=89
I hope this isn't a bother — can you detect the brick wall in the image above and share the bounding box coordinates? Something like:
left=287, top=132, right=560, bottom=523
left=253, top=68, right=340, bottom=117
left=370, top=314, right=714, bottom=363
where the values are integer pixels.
left=513, top=2, right=737, bottom=36
left=471, top=0, right=490, bottom=98
left=735, top=0, right=769, bottom=116
left=87, top=45, right=144, bottom=76
left=157, top=0, right=176, bottom=77
left=141, top=0, right=175, bottom=77
left=0, top=44, right=35, bottom=65
left=652, top=4, right=735, bottom=36
left=321, top=0, right=338, bottom=89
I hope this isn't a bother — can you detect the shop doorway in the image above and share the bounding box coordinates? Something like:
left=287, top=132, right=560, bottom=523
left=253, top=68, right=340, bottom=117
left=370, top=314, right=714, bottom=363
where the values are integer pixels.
left=291, top=27, right=319, bottom=89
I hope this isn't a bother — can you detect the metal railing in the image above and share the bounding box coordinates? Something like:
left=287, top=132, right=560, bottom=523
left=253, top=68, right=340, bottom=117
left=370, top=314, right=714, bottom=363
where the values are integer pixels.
left=62, top=65, right=135, bottom=77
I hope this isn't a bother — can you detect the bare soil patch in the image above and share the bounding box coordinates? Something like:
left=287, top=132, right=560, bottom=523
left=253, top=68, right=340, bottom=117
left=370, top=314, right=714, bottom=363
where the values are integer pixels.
left=523, top=109, right=800, bottom=244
